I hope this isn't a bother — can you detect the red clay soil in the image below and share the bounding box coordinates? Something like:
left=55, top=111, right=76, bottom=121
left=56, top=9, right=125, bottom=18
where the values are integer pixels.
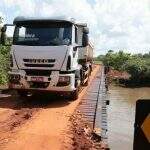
left=0, top=65, right=102, bottom=150
left=67, top=110, right=107, bottom=150
left=108, top=69, right=130, bottom=79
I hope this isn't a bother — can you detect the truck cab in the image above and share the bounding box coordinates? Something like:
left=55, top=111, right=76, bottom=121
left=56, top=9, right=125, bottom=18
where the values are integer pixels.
left=0, top=16, right=93, bottom=100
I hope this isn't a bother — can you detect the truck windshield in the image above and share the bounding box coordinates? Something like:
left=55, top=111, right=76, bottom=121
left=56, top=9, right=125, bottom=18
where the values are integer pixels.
left=13, top=24, right=72, bottom=46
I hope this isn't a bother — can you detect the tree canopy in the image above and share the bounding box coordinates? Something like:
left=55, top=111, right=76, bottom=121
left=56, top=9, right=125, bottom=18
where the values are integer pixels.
left=0, top=17, right=10, bottom=84
left=95, top=50, right=150, bottom=84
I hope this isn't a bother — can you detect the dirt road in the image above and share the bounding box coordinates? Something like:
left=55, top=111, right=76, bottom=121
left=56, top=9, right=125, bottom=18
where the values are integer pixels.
left=0, top=65, right=100, bottom=150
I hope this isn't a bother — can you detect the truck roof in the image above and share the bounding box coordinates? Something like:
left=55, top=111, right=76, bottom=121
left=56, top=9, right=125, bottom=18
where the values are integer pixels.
left=13, top=16, right=76, bottom=25
left=13, top=16, right=87, bottom=27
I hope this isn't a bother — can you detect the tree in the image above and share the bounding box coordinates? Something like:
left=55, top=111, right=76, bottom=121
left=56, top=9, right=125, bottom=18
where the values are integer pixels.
left=125, top=57, right=147, bottom=79
left=98, top=50, right=150, bottom=85
left=0, top=16, right=10, bottom=84
left=102, top=50, right=131, bottom=71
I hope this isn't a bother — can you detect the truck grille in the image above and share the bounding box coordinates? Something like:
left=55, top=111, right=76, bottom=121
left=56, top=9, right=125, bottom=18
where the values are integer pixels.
left=24, top=64, right=54, bottom=67
left=23, top=59, right=55, bottom=68
left=23, top=59, right=55, bottom=63
left=25, top=69, right=51, bottom=76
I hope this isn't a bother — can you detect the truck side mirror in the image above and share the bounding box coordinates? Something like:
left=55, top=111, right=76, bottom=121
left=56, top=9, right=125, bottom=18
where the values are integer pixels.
left=1, top=26, right=6, bottom=32
left=0, top=24, right=14, bottom=46
left=82, top=27, right=89, bottom=47
left=82, top=33, right=89, bottom=47
left=0, top=26, right=6, bottom=45
left=83, top=27, right=89, bottom=34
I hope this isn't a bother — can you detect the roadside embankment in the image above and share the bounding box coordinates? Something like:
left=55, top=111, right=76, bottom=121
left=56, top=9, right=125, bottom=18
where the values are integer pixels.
left=107, top=68, right=150, bottom=87
left=67, top=110, right=108, bottom=150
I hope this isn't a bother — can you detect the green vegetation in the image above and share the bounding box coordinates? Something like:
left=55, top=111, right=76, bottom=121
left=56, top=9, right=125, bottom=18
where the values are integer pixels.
left=95, top=50, right=150, bottom=86
left=0, top=17, right=10, bottom=84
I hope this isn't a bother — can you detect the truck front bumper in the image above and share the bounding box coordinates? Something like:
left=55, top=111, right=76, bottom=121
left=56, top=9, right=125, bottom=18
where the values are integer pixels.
left=8, top=70, right=76, bottom=92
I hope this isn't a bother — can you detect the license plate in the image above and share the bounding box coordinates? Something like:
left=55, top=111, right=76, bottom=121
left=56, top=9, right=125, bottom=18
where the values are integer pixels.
left=31, top=77, right=44, bottom=82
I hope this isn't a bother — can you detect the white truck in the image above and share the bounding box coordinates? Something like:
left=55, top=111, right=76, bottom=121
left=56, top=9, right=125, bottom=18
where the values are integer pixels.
left=0, top=16, right=93, bottom=100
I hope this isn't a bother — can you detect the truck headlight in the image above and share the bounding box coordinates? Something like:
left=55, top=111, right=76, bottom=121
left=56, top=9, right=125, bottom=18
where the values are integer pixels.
left=9, top=74, right=21, bottom=83
left=58, top=76, right=70, bottom=83
left=57, top=76, right=70, bottom=86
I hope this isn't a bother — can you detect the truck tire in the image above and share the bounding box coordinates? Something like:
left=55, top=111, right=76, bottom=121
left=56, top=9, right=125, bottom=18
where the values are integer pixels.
left=70, top=88, right=79, bottom=101
left=83, top=68, right=90, bottom=86
left=84, top=77, right=89, bottom=86
left=89, top=65, right=92, bottom=75
left=17, top=90, right=28, bottom=97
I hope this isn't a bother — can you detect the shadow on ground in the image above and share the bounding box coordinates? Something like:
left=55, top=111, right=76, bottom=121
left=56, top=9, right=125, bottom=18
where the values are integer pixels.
left=0, top=92, right=71, bottom=110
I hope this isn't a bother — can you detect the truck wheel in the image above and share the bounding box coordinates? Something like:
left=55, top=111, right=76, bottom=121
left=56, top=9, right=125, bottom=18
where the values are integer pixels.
left=70, top=88, right=79, bottom=101
left=83, top=70, right=90, bottom=86
left=17, top=90, right=28, bottom=97
left=89, top=65, right=92, bottom=75
left=84, top=78, right=89, bottom=86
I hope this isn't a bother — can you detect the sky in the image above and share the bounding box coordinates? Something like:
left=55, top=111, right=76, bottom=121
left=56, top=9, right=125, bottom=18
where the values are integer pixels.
left=0, top=0, right=150, bottom=55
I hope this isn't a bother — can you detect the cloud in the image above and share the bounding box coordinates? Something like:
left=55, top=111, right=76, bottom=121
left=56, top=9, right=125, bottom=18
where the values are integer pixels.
left=0, top=0, right=150, bottom=55
left=3, top=0, right=36, bottom=16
